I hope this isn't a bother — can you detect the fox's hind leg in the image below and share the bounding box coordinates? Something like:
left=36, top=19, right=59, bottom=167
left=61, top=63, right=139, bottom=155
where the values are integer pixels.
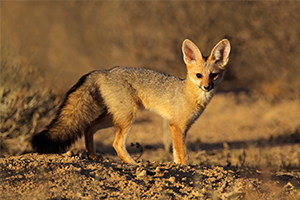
left=112, top=110, right=137, bottom=164
left=85, top=113, right=114, bottom=160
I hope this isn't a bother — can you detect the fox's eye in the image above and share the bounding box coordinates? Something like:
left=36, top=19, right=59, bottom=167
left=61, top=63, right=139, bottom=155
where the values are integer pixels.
left=210, top=73, right=218, bottom=79
left=196, top=73, right=202, bottom=78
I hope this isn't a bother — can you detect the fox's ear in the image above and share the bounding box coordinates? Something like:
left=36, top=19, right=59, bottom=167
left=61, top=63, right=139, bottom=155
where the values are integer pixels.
left=182, top=39, right=203, bottom=66
left=209, top=39, right=231, bottom=67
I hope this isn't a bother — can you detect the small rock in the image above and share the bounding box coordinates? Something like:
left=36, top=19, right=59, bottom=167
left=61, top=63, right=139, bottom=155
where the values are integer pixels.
left=284, top=182, right=294, bottom=190
left=155, top=167, right=160, bottom=172
left=63, top=150, right=74, bottom=157
left=137, top=170, right=147, bottom=178
left=154, top=167, right=164, bottom=177
left=168, top=176, right=176, bottom=183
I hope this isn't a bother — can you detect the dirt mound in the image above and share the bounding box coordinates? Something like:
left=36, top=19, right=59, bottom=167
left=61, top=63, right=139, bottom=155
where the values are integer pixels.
left=1, top=152, right=299, bottom=199
left=1, top=90, right=300, bottom=199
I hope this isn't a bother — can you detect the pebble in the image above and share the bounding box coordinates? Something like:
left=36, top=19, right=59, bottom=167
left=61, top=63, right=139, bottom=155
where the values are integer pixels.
left=137, top=170, right=147, bottom=178
left=168, top=176, right=176, bottom=183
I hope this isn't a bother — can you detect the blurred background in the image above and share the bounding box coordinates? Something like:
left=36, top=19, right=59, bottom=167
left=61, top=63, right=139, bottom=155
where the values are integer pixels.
left=1, top=1, right=300, bottom=155
left=2, top=1, right=300, bottom=96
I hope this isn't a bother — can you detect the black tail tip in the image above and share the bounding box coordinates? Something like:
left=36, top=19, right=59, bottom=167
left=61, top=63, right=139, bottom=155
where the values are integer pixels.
left=31, top=130, right=68, bottom=154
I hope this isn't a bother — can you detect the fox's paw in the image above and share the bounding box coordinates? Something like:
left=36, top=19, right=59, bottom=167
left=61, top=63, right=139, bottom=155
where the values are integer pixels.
left=87, top=153, right=103, bottom=161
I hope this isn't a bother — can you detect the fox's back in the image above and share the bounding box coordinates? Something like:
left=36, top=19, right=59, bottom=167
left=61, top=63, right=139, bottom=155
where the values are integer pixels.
left=95, top=67, right=187, bottom=119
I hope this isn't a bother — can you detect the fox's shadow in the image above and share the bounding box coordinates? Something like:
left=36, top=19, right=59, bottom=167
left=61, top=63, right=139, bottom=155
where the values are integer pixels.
left=94, top=127, right=300, bottom=155
left=189, top=127, right=300, bottom=152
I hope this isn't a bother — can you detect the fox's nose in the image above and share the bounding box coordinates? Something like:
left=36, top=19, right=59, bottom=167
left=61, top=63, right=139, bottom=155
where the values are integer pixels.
left=203, top=85, right=212, bottom=91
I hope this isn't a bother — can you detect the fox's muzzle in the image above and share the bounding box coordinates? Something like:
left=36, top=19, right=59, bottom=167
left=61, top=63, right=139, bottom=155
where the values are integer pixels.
left=201, top=84, right=213, bottom=92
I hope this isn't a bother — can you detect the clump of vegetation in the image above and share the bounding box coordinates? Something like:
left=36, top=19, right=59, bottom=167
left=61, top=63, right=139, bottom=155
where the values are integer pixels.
left=0, top=43, right=62, bottom=155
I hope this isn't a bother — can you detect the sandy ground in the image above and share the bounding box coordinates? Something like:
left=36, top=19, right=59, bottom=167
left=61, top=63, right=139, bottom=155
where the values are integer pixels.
left=1, top=93, right=300, bottom=199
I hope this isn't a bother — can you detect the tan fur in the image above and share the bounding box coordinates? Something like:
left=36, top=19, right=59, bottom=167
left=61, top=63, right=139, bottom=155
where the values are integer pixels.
left=32, top=39, right=230, bottom=164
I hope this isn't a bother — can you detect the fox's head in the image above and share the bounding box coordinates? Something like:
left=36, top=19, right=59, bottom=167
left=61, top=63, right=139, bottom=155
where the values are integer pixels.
left=182, top=39, right=231, bottom=92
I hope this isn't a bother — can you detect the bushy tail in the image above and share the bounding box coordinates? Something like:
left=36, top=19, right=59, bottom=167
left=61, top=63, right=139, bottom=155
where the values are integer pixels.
left=31, top=71, right=106, bottom=154
left=31, top=129, right=73, bottom=153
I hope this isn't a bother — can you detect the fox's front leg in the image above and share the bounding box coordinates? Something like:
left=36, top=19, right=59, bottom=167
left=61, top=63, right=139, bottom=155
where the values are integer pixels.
left=169, top=124, right=188, bottom=164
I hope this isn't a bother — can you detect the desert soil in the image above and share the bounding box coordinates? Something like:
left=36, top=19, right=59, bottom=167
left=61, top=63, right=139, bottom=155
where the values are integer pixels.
left=1, top=93, right=300, bottom=199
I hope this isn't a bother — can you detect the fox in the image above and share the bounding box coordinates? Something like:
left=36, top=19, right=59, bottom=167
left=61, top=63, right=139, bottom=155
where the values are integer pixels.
left=31, top=39, right=230, bottom=164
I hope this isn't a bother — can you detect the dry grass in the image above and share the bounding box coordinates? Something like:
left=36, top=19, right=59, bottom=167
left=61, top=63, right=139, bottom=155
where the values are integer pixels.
left=0, top=42, right=63, bottom=155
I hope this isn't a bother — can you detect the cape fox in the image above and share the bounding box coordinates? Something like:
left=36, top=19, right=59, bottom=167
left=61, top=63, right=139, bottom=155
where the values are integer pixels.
left=32, top=39, right=231, bottom=164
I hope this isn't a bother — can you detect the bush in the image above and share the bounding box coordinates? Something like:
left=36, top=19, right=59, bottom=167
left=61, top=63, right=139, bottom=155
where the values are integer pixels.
left=0, top=43, right=62, bottom=155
